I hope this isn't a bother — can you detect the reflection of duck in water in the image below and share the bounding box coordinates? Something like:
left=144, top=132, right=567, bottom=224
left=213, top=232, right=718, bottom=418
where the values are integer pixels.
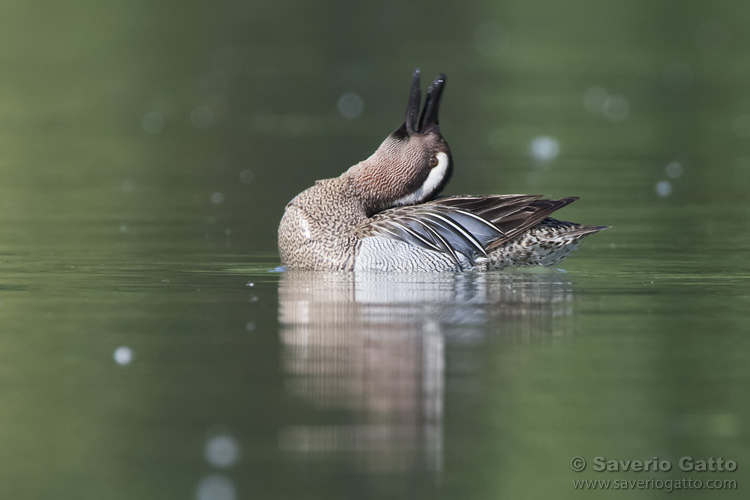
left=279, top=70, right=607, bottom=271
left=277, top=271, right=576, bottom=472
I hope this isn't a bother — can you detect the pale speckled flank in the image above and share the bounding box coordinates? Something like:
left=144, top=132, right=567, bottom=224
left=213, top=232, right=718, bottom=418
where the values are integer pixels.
left=483, top=219, right=597, bottom=270
left=278, top=177, right=364, bottom=271
left=353, top=217, right=606, bottom=272
left=355, top=236, right=464, bottom=272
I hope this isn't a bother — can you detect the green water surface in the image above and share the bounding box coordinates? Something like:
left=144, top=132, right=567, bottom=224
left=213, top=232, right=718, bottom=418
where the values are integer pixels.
left=1, top=1, right=748, bottom=499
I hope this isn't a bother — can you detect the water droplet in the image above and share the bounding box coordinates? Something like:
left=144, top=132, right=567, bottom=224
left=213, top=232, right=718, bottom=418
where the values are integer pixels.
left=121, top=178, right=136, bottom=194
left=665, top=162, right=684, bottom=179
left=245, top=321, right=256, bottom=332
left=114, top=346, right=133, bottom=366
left=529, top=136, right=560, bottom=161
left=655, top=180, right=672, bottom=197
left=141, top=111, right=165, bottom=134
left=239, top=169, right=254, bottom=184
left=583, top=86, right=608, bottom=113
left=210, top=192, right=224, bottom=204
left=119, top=224, right=128, bottom=233
left=337, top=92, right=364, bottom=119
left=602, top=95, right=629, bottom=122
left=224, top=229, right=232, bottom=236
left=205, top=433, right=241, bottom=468
left=196, top=474, right=235, bottom=500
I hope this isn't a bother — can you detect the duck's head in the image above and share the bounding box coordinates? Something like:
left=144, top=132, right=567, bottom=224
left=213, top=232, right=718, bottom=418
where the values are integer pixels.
left=349, top=69, right=453, bottom=213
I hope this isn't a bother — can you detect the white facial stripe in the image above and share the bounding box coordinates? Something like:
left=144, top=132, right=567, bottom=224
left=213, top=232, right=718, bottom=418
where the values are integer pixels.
left=393, top=152, right=449, bottom=206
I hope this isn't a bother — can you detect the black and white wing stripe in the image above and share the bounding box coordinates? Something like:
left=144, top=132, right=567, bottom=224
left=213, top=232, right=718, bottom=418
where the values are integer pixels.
left=356, top=205, right=504, bottom=267
left=355, top=195, right=581, bottom=268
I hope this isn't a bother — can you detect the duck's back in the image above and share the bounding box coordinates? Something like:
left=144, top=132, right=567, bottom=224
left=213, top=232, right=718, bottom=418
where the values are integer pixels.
left=353, top=195, right=608, bottom=271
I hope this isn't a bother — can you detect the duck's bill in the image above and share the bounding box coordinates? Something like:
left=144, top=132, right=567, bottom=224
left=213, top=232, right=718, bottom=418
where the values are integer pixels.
left=398, top=69, right=446, bottom=136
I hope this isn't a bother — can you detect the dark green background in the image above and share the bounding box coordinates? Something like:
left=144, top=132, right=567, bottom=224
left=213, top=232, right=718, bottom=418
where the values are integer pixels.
left=1, top=1, right=747, bottom=499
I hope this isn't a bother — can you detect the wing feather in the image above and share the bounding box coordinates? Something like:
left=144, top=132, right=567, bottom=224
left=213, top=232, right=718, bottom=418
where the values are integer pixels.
left=417, top=212, right=488, bottom=257
left=354, top=194, right=582, bottom=261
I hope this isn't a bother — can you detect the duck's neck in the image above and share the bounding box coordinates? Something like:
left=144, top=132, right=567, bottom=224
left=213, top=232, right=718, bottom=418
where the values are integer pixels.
left=341, top=161, right=396, bottom=217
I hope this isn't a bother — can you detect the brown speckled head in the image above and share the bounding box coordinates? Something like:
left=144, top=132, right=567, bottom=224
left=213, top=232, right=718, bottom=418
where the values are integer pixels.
left=345, top=70, right=453, bottom=214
